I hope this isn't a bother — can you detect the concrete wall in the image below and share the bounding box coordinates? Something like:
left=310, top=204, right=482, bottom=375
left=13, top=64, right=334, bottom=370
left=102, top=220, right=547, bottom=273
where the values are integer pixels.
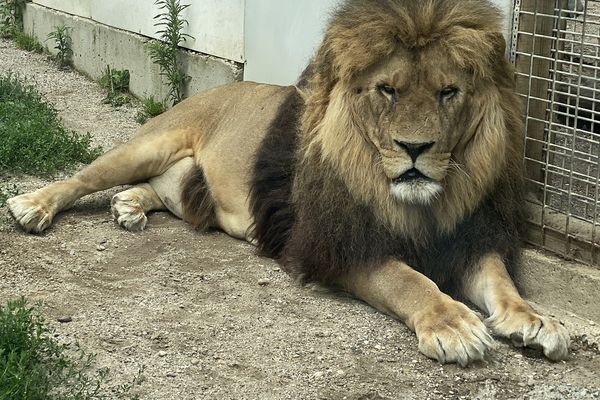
left=32, top=0, right=245, bottom=63
left=244, top=0, right=515, bottom=85
left=23, top=3, right=242, bottom=100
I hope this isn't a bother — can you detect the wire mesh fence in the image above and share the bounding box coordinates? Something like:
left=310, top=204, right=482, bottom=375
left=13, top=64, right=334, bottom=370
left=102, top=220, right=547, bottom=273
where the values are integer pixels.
left=513, top=0, right=600, bottom=265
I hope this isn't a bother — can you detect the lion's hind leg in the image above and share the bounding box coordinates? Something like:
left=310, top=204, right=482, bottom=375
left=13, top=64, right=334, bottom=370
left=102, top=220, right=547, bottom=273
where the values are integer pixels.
left=112, top=157, right=197, bottom=231
left=7, top=129, right=193, bottom=233
left=111, top=184, right=165, bottom=232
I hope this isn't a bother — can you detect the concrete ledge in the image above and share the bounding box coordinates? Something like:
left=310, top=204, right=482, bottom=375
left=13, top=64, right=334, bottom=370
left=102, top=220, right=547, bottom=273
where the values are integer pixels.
left=23, top=3, right=243, bottom=100
left=519, top=249, right=600, bottom=323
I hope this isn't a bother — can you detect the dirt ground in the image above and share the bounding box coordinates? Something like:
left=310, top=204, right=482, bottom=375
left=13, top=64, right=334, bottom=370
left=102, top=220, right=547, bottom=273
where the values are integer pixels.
left=1, top=38, right=599, bottom=400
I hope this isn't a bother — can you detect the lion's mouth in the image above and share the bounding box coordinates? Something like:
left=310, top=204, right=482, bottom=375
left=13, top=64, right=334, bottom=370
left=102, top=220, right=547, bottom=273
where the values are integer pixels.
left=393, top=168, right=431, bottom=183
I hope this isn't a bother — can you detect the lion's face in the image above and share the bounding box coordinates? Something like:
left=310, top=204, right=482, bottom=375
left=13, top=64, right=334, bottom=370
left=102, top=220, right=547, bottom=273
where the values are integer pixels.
left=350, top=47, right=471, bottom=204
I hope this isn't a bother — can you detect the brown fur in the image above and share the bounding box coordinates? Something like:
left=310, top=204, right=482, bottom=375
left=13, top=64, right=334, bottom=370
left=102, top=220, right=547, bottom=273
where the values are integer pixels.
left=181, top=165, right=216, bottom=231
left=298, top=0, right=523, bottom=238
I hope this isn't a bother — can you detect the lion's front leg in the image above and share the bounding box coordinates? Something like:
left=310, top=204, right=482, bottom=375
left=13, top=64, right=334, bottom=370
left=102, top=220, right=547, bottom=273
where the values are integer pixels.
left=463, top=253, right=570, bottom=361
left=341, top=260, right=494, bottom=366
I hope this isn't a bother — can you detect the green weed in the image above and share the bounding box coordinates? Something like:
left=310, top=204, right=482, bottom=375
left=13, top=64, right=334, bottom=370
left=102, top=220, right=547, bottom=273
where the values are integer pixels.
left=0, top=182, right=18, bottom=207
left=14, top=29, right=44, bottom=53
left=0, top=0, right=26, bottom=38
left=47, top=24, right=73, bottom=67
left=147, top=0, right=192, bottom=105
left=99, top=65, right=131, bottom=106
left=0, top=72, right=102, bottom=176
left=135, top=95, right=166, bottom=124
left=0, top=297, right=144, bottom=400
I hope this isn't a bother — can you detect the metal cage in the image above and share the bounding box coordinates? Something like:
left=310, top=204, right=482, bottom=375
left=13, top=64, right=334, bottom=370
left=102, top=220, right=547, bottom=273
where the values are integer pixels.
left=513, top=0, right=600, bottom=265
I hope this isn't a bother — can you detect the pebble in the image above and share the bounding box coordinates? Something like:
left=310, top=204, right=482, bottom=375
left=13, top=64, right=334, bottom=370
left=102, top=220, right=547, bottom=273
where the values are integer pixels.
left=96, top=244, right=106, bottom=251
left=191, top=358, right=200, bottom=366
left=57, top=316, right=72, bottom=323
left=258, top=278, right=271, bottom=286
left=158, top=351, right=167, bottom=357
left=528, top=377, right=535, bottom=386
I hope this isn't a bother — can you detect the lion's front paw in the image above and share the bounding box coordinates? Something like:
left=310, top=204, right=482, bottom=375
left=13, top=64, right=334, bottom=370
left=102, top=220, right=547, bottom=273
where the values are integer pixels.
left=111, top=193, right=147, bottom=232
left=6, top=193, right=54, bottom=233
left=488, top=308, right=570, bottom=361
left=414, top=298, right=495, bottom=366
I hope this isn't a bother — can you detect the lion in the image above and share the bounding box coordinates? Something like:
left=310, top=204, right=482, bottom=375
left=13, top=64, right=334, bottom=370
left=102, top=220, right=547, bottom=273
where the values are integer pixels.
left=7, top=0, right=570, bottom=365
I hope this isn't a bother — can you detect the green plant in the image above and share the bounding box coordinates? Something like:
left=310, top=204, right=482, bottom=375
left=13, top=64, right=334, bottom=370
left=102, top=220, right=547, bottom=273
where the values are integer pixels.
left=135, top=95, right=166, bottom=124
left=0, top=297, right=144, bottom=399
left=99, top=65, right=131, bottom=106
left=0, top=0, right=26, bottom=38
left=0, top=72, right=102, bottom=176
left=0, top=182, right=18, bottom=207
left=14, top=29, right=44, bottom=52
left=147, top=0, right=192, bottom=105
left=47, top=24, right=72, bottom=67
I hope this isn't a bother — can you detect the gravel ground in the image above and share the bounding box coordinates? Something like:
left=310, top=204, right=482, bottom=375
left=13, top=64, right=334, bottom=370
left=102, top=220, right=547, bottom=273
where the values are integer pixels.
left=1, top=38, right=600, bottom=400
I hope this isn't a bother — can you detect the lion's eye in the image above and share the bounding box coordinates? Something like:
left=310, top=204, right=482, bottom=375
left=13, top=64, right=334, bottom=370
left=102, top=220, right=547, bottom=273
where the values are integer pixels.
left=439, top=85, right=459, bottom=101
left=376, top=84, right=397, bottom=100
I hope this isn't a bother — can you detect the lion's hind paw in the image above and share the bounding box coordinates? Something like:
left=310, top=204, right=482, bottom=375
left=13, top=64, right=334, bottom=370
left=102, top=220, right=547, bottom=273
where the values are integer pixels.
left=111, top=193, right=148, bottom=232
left=6, top=194, right=53, bottom=233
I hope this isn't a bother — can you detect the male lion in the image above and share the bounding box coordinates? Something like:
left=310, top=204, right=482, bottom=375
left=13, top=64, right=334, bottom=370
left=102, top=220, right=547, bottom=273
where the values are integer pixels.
left=8, top=0, right=570, bottom=365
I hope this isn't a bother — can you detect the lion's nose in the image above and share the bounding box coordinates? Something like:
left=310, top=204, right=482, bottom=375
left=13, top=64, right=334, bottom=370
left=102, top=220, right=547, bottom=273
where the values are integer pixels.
left=394, top=141, right=435, bottom=163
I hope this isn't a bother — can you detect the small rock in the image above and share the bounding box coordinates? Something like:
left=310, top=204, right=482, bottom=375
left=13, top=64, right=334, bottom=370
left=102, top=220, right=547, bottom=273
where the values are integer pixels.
left=57, top=316, right=72, bottom=323
left=258, top=278, right=271, bottom=286
left=96, top=245, right=106, bottom=252
left=336, top=369, right=346, bottom=377
left=528, top=377, right=535, bottom=386
left=514, top=354, right=523, bottom=359
left=158, top=351, right=167, bottom=357
left=191, top=358, right=200, bottom=366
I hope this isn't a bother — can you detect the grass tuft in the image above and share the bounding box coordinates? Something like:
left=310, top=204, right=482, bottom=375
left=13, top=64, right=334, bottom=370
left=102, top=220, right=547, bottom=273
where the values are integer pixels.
left=99, top=65, right=131, bottom=107
left=135, top=95, right=166, bottom=124
left=0, top=297, right=144, bottom=399
left=14, top=29, right=44, bottom=53
left=0, top=73, right=102, bottom=176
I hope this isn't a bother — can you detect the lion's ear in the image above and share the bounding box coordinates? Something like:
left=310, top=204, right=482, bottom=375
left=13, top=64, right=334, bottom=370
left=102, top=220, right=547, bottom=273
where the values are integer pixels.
left=302, top=37, right=339, bottom=95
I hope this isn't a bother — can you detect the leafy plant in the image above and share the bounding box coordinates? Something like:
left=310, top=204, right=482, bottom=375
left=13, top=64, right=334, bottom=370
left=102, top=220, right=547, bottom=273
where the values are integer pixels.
left=0, top=182, right=18, bottom=207
left=135, top=95, right=166, bottom=124
left=0, top=297, right=144, bottom=399
left=0, top=72, right=101, bottom=176
left=0, top=0, right=26, bottom=38
left=147, top=0, right=192, bottom=105
left=14, top=29, right=44, bottom=52
left=47, top=24, right=73, bottom=67
left=99, top=65, right=131, bottom=106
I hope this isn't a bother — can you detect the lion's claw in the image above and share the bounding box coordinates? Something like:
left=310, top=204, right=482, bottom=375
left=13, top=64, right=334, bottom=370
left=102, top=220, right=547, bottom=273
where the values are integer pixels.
left=488, top=311, right=570, bottom=361
left=6, top=194, right=54, bottom=233
left=415, top=299, right=495, bottom=366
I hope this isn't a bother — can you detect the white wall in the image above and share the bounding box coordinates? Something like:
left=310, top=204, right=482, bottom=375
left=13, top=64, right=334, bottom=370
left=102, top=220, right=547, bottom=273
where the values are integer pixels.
left=244, top=0, right=514, bottom=85
left=243, top=0, right=340, bottom=85
left=32, top=0, right=514, bottom=85
left=32, top=0, right=245, bottom=63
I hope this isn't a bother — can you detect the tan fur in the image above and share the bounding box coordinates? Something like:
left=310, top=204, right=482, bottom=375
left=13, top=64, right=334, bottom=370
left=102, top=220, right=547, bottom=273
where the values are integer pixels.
left=341, top=261, right=494, bottom=366
left=463, top=254, right=570, bottom=360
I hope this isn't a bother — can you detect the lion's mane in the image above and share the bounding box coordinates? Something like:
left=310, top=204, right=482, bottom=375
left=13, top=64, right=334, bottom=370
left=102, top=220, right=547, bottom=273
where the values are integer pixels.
left=250, top=0, right=525, bottom=292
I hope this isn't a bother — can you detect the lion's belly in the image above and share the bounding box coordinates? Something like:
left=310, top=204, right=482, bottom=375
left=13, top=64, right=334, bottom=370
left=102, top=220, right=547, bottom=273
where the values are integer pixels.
left=193, top=83, right=298, bottom=240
